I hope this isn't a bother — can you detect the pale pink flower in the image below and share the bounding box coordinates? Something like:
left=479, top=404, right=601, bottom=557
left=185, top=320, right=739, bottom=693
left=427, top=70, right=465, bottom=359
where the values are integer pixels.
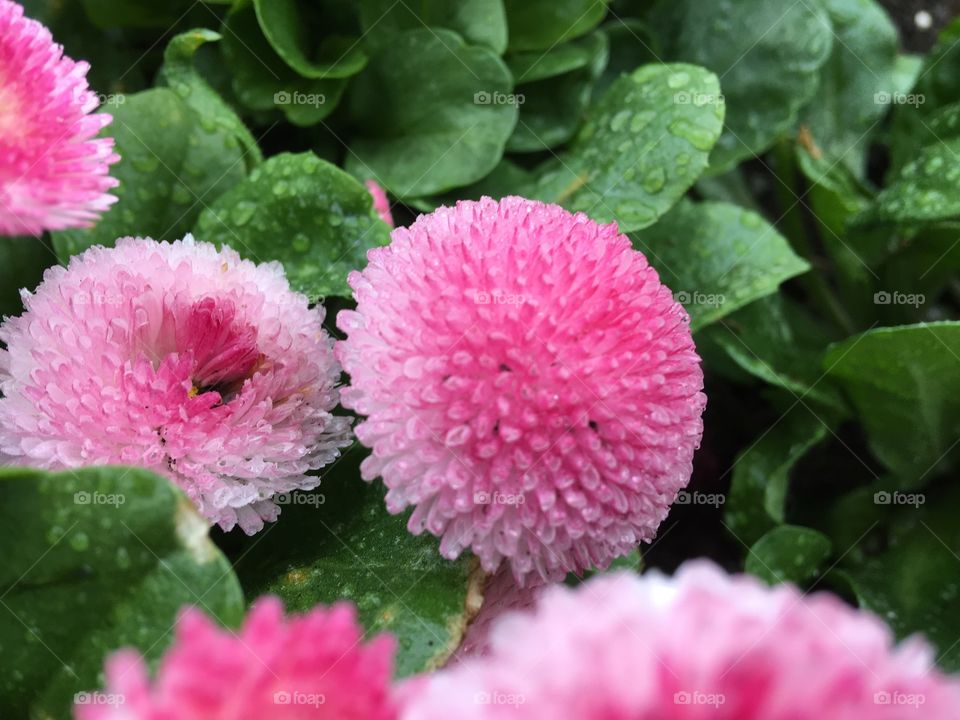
left=367, top=179, right=394, bottom=228
left=337, top=196, right=705, bottom=583
left=0, top=0, right=118, bottom=236
left=403, top=562, right=960, bottom=719
left=76, top=598, right=397, bottom=720
left=0, top=236, right=352, bottom=533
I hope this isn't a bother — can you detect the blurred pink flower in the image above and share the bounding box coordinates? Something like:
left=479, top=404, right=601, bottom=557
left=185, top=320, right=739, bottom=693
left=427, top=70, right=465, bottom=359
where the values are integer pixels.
left=367, top=179, right=394, bottom=228
left=337, top=196, right=705, bottom=583
left=76, top=598, right=397, bottom=720
left=0, top=0, right=118, bottom=235
left=0, top=236, right=352, bottom=533
left=403, top=562, right=960, bottom=719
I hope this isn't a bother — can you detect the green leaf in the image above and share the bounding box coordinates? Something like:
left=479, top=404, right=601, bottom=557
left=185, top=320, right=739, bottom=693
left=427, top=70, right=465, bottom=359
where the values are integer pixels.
left=503, top=0, right=607, bottom=51
left=651, top=0, right=833, bottom=171
left=890, top=19, right=960, bottom=174
left=233, top=447, right=477, bottom=677
left=853, top=139, right=960, bottom=228
left=253, top=0, right=368, bottom=78
left=746, top=525, right=832, bottom=585
left=0, top=466, right=244, bottom=719
left=158, top=29, right=263, bottom=170
left=631, top=200, right=810, bottom=330
left=0, top=237, right=54, bottom=317
left=725, top=406, right=832, bottom=546
left=194, top=152, right=390, bottom=300
left=702, top=293, right=847, bottom=414
left=507, top=32, right=606, bottom=83
left=799, top=0, right=898, bottom=175
left=222, top=2, right=346, bottom=126
left=360, top=0, right=508, bottom=55
left=507, top=32, right=609, bottom=152
left=824, top=323, right=960, bottom=484
left=841, top=483, right=960, bottom=671
left=52, top=88, right=248, bottom=261
left=345, top=28, right=517, bottom=197
left=529, top=63, right=724, bottom=231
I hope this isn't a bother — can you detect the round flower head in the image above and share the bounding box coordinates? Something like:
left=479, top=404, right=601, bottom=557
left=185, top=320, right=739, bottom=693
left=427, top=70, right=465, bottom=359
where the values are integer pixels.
left=367, top=179, right=395, bottom=228
left=75, top=597, right=397, bottom=720
left=0, top=236, right=352, bottom=533
left=0, top=0, right=118, bottom=235
left=337, top=196, right=705, bottom=582
left=402, top=562, right=960, bottom=719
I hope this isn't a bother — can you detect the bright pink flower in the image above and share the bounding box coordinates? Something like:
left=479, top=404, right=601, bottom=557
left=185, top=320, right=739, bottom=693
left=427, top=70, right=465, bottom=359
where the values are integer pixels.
left=0, top=236, right=352, bottom=533
left=0, top=0, right=118, bottom=236
left=337, top=196, right=705, bottom=582
left=367, top=180, right=394, bottom=228
left=75, top=598, right=397, bottom=720
left=402, top=562, right=960, bottom=719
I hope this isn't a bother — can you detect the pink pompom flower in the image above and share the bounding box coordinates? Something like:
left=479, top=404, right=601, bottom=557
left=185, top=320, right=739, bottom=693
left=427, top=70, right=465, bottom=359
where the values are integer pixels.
left=402, top=562, right=960, bottom=719
left=367, top=179, right=395, bottom=228
left=75, top=597, right=397, bottom=720
left=0, top=236, right=352, bottom=533
left=337, top=196, right=705, bottom=582
left=0, top=0, right=118, bottom=236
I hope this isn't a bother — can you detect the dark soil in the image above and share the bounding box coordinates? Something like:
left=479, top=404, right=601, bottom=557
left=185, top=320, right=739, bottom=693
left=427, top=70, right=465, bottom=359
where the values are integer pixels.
left=879, top=0, right=960, bottom=50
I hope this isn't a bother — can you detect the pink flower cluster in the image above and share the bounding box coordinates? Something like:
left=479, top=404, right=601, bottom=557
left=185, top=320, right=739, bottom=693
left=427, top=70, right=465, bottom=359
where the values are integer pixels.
left=0, top=0, right=118, bottom=235
left=0, top=236, right=352, bottom=533
left=405, top=562, right=960, bottom=719
left=76, top=598, right=397, bottom=720
left=77, top=564, right=960, bottom=720
left=337, top=196, right=706, bottom=582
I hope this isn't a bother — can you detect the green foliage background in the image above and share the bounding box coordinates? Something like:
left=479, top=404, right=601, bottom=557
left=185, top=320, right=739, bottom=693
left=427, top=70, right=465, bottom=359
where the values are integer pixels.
left=3, top=0, right=960, bottom=716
